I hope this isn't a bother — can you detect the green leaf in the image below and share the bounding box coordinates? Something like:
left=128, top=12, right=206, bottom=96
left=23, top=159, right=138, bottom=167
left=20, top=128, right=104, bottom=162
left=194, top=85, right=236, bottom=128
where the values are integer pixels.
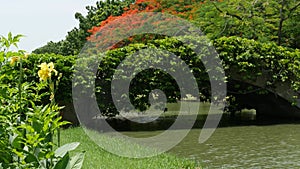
left=52, top=152, right=70, bottom=169
left=13, top=34, right=24, bottom=43
left=55, top=142, right=80, bottom=158
left=9, top=134, right=21, bottom=149
left=0, top=55, right=4, bottom=63
left=66, top=152, right=85, bottom=169
left=24, top=152, right=39, bottom=164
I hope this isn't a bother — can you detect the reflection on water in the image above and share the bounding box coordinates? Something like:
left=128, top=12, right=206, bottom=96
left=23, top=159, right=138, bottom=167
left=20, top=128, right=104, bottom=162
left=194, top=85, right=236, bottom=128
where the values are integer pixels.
left=118, top=102, right=300, bottom=168
left=123, top=124, right=300, bottom=168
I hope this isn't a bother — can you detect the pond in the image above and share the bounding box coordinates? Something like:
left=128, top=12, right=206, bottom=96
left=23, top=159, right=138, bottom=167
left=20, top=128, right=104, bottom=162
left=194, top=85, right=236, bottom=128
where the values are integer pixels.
left=122, top=124, right=300, bottom=168
left=101, top=101, right=300, bottom=168
left=177, top=124, right=300, bottom=168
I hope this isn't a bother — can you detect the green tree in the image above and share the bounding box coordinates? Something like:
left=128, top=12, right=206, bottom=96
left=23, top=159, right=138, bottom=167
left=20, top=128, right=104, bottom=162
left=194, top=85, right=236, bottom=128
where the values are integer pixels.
left=190, top=0, right=300, bottom=48
left=33, top=0, right=134, bottom=55
left=33, top=41, right=63, bottom=54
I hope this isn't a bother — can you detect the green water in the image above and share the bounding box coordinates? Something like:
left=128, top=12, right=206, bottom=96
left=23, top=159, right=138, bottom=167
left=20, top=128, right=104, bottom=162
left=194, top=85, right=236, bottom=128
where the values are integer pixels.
left=123, top=124, right=300, bottom=168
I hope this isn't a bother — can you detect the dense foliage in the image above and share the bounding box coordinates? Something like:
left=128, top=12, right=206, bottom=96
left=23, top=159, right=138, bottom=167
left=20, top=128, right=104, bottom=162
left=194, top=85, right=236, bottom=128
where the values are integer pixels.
left=3, top=0, right=299, bottom=168
left=28, top=37, right=300, bottom=117
left=34, top=0, right=300, bottom=56
left=190, top=0, right=300, bottom=48
left=214, top=36, right=300, bottom=92
left=93, top=36, right=299, bottom=116
left=29, top=0, right=300, bottom=118
left=0, top=33, right=84, bottom=168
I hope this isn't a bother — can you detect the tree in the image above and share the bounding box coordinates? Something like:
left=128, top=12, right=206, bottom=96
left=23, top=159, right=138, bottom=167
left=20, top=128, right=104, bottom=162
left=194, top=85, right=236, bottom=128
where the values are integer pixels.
left=34, top=0, right=300, bottom=56
left=189, top=0, right=300, bottom=49
left=277, top=0, right=300, bottom=47
left=33, top=0, right=135, bottom=55
left=33, top=41, right=62, bottom=54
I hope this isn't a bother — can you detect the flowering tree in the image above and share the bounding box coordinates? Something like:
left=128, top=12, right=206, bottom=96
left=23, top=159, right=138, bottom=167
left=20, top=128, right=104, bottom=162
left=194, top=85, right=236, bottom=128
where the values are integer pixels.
left=86, top=0, right=200, bottom=49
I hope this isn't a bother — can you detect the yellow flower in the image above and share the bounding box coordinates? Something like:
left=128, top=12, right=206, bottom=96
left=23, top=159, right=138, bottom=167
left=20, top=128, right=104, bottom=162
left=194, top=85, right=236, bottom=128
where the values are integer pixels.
left=48, top=62, right=54, bottom=71
left=37, top=62, right=58, bottom=81
left=50, top=93, right=55, bottom=101
left=48, top=62, right=58, bottom=76
left=10, top=56, right=19, bottom=65
left=22, top=53, right=29, bottom=59
left=38, top=69, right=50, bottom=82
left=38, top=62, right=48, bottom=70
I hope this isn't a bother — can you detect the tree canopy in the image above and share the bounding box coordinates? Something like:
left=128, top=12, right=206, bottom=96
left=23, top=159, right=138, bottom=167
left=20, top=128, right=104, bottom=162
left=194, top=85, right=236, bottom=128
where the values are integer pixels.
left=33, top=0, right=135, bottom=55
left=32, top=0, right=300, bottom=117
left=33, top=0, right=300, bottom=56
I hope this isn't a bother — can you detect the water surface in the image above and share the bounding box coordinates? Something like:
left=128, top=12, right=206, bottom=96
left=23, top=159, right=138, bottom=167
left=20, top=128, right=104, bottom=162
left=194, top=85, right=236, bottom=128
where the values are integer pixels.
left=123, top=124, right=300, bottom=168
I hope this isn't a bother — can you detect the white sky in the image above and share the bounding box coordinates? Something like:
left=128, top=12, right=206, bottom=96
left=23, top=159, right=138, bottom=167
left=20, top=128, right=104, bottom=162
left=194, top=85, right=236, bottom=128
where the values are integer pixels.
left=0, top=0, right=99, bottom=52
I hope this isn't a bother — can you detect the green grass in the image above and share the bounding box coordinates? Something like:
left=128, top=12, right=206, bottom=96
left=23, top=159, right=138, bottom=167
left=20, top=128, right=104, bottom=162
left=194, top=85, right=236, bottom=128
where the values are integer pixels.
left=162, top=102, right=223, bottom=120
left=164, top=102, right=210, bottom=116
left=56, top=127, right=200, bottom=169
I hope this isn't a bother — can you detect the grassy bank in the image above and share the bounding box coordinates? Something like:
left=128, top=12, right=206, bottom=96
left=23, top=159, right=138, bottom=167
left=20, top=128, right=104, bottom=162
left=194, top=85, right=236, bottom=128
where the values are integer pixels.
left=56, top=127, right=200, bottom=169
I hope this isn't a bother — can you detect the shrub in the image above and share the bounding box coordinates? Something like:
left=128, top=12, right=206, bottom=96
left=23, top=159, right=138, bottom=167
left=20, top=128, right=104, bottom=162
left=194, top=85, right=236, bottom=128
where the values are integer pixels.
left=7, top=36, right=300, bottom=119
left=0, top=33, right=84, bottom=168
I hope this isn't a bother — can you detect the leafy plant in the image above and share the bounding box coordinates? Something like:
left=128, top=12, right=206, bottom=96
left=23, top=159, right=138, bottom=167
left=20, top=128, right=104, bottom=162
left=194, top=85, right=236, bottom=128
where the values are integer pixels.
left=0, top=32, right=84, bottom=168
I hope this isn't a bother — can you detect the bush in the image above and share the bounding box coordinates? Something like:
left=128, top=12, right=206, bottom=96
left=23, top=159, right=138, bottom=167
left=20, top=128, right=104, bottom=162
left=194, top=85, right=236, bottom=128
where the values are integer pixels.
left=0, top=33, right=84, bottom=168
left=214, top=36, right=300, bottom=93
left=8, top=36, right=300, bottom=119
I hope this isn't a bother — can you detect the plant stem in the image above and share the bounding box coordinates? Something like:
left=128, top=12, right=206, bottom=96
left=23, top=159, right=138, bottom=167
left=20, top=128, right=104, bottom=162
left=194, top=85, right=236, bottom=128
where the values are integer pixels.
left=49, top=81, right=60, bottom=147
left=58, top=125, right=61, bottom=147
left=17, top=56, right=23, bottom=164
left=18, top=57, right=22, bottom=111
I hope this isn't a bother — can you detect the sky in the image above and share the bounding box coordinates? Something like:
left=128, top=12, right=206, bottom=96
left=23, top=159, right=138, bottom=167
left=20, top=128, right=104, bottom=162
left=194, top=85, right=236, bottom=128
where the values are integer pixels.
left=0, top=0, right=99, bottom=52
